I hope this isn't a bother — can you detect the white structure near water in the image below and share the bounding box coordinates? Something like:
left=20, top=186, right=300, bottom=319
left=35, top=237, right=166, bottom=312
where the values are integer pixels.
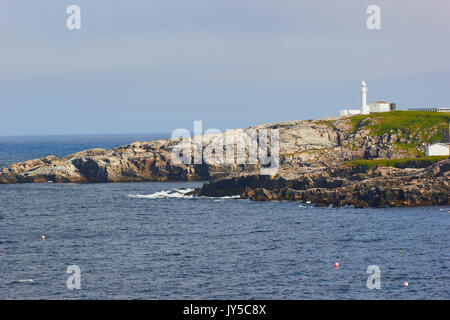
left=425, top=124, right=450, bottom=156
left=340, top=80, right=394, bottom=116
left=426, top=143, right=450, bottom=156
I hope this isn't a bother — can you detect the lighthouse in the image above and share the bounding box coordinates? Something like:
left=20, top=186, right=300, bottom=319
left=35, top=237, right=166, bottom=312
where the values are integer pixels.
left=361, top=80, right=370, bottom=114
left=339, top=80, right=393, bottom=116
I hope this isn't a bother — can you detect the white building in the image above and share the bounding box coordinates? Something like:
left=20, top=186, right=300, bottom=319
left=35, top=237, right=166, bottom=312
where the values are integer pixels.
left=340, top=80, right=392, bottom=116
left=369, top=101, right=390, bottom=113
left=426, top=143, right=450, bottom=156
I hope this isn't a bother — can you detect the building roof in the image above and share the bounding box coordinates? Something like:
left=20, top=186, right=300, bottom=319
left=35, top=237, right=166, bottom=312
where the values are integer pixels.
left=428, top=143, right=450, bottom=147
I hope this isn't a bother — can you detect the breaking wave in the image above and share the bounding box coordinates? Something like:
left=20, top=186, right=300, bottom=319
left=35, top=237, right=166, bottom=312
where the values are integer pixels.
left=16, top=279, right=34, bottom=283
left=128, top=188, right=195, bottom=199
left=128, top=188, right=240, bottom=200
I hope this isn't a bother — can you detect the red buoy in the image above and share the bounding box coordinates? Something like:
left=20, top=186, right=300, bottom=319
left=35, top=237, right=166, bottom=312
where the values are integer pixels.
left=403, top=282, right=409, bottom=287
left=334, top=262, right=339, bottom=268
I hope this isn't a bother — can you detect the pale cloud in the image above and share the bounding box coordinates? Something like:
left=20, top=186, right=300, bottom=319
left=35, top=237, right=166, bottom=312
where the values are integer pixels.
left=1, top=0, right=449, bottom=85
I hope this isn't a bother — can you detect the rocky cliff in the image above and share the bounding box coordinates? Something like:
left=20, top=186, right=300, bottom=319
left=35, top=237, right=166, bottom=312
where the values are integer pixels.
left=3, top=111, right=447, bottom=185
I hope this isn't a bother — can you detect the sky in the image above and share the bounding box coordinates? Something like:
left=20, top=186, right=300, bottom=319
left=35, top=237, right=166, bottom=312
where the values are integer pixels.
left=0, top=0, right=449, bottom=136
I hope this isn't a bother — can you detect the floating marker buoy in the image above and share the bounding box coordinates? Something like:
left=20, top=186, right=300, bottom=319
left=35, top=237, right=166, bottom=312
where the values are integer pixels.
left=41, top=235, right=45, bottom=240
left=334, top=262, right=339, bottom=268
left=403, top=282, right=409, bottom=287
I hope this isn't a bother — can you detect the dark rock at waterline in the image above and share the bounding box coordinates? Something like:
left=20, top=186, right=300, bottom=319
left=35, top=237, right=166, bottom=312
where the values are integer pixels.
left=190, top=159, right=450, bottom=208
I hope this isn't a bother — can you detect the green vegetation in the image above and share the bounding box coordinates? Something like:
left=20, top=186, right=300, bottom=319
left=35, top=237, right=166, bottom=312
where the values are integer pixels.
left=393, top=142, right=419, bottom=150
left=315, top=119, right=334, bottom=128
left=280, top=153, right=296, bottom=157
left=349, top=111, right=450, bottom=144
left=344, top=155, right=449, bottom=169
left=392, top=142, right=424, bottom=156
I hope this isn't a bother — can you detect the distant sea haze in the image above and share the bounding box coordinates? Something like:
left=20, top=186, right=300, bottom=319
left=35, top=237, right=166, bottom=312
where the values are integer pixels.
left=0, top=134, right=170, bottom=169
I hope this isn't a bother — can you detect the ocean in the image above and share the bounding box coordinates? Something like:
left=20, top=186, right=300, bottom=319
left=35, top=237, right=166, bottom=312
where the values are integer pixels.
left=0, top=135, right=449, bottom=299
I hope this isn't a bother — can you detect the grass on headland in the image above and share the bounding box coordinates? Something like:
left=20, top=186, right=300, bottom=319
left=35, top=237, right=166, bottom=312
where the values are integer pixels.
left=392, top=142, right=424, bottom=156
left=344, top=156, right=449, bottom=169
left=349, top=111, right=450, bottom=143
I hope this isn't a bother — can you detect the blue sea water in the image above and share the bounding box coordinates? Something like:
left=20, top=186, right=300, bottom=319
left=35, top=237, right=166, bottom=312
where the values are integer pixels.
left=0, top=135, right=449, bottom=299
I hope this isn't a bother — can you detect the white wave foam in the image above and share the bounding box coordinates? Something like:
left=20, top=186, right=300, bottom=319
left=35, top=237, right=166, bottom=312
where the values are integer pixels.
left=215, top=195, right=241, bottom=199
left=128, top=188, right=240, bottom=200
left=129, top=188, right=195, bottom=199
left=17, top=279, right=34, bottom=283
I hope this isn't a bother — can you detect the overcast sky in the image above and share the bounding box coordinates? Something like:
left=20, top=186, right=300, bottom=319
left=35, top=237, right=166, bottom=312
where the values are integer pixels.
left=0, top=0, right=449, bottom=135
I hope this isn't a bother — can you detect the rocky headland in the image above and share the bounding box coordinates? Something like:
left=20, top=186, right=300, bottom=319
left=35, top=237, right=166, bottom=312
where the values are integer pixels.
left=1, top=111, right=449, bottom=208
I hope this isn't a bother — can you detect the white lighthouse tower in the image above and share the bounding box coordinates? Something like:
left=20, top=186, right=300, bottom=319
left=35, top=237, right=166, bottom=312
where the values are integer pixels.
left=360, top=80, right=370, bottom=114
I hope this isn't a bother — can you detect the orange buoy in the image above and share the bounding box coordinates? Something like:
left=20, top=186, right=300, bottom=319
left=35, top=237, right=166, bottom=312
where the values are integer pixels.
left=403, top=282, right=409, bottom=287
left=334, top=262, right=339, bottom=268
